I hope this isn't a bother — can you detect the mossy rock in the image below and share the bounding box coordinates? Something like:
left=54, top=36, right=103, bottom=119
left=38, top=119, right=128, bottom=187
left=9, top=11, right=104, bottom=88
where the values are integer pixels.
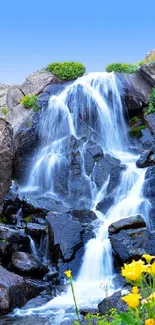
left=129, top=125, right=146, bottom=139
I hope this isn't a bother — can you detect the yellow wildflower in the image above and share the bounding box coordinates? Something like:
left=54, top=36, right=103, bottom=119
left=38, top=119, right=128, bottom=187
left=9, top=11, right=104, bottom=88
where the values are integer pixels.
left=143, top=264, right=151, bottom=273
left=64, top=269, right=72, bottom=278
left=151, top=262, right=155, bottom=275
left=132, top=286, right=139, bottom=294
left=142, top=254, right=155, bottom=262
left=122, top=292, right=141, bottom=309
left=145, top=319, right=155, bottom=325
left=121, top=260, right=144, bottom=282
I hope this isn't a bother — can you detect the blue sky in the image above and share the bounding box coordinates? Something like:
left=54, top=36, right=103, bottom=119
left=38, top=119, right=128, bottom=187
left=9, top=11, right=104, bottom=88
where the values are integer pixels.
left=0, top=0, right=155, bottom=84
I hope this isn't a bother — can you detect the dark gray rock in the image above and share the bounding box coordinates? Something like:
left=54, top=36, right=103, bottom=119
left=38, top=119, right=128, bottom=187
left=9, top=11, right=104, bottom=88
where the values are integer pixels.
left=46, top=212, right=84, bottom=262
left=6, top=104, right=33, bottom=134
left=108, top=215, right=146, bottom=235
left=11, top=252, right=48, bottom=278
left=143, top=166, right=155, bottom=228
left=0, top=265, right=26, bottom=314
left=110, top=227, right=155, bottom=263
left=136, top=150, right=155, bottom=168
left=0, top=119, right=14, bottom=213
left=98, top=290, right=127, bottom=314
left=37, top=93, right=50, bottom=110
left=116, top=72, right=151, bottom=115
left=25, top=223, right=46, bottom=242
left=97, top=194, right=114, bottom=214
left=92, top=154, right=124, bottom=193
left=0, top=225, right=30, bottom=266
left=144, top=113, right=155, bottom=132
left=140, top=61, right=155, bottom=86
left=139, top=128, right=155, bottom=150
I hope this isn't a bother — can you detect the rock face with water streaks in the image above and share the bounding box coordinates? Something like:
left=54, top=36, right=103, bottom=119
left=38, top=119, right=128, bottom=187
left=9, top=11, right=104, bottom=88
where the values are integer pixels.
left=0, top=118, right=14, bottom=213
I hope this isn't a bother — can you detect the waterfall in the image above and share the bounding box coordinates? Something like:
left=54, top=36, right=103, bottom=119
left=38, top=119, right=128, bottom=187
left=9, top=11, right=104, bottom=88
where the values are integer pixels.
left=13, top=72, right=150, bottom=321
left=28, top=235, right=39, bottom=259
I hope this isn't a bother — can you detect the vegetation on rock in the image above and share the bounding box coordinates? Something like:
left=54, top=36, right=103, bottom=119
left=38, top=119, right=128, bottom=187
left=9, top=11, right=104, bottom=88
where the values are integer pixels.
left=129, top=125, right=146, bottom=138
left=21, top=95, right=39, bottom=112
left=146, top=88, right=155, bottom=114
left=1, top=106, right=9, bottom=115
left=144, top=52, right=155, bottom=64
left=105, top=63, right=140, bottom=74
left=46, top=61, right=86, bottom=81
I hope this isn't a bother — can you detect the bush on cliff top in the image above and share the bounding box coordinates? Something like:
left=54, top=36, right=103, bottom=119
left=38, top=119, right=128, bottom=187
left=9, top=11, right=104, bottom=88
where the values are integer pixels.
left=46, top=61, right=86, bottom=81
left=21, top=95, right=39, bottom=112
left=105, top=63, right=140, bottom=74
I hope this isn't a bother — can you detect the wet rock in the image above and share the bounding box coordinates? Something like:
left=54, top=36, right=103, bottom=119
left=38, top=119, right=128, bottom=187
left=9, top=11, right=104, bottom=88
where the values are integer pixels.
left=25, top=223, right=46, bottom=242
left=71, top=210, right=97, bottom=223
left=0, top=118, right=14, bottom=213
left=136, top=150, right=155, bottom=168
left=117, top=72, right=151, bottom=115
left=144, top=113, right=155, bottom=133
left=0, top=265, right=26, bottom=314
left=13, top=118, right=39, bottom=182
left=143, top=166, right=155, bottom=228
left=3, top=192, right=22, bottom=216
left=139, top=128, right=155, bottom=150
left=11, top=252, right=48, bottom=278
left=108, top=215, right=146, bottom=235
left=92, top=154, right=124, bottom=193
left=98, top=290, right=127, bottom=314
left=140, top=61, right=155, bottom=86
left=0, top=225, right=30, bottom=266
left=37, top=92, right=50, bottom=110
left=6, top=86, right=24, bottom=110
left=97, top=194, right=114, bottom=214
left=20, top=69, right=61, bottom=95
left=46, top=212, right=84, bottom=262
left=83, top=140, right=103, bottom=176
left=109, top=227, right=155, bottom=263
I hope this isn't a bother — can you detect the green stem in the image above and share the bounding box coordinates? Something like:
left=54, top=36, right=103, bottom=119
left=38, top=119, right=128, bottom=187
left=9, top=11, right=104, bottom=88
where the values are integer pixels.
left=70, top=278, right=81, bottom=323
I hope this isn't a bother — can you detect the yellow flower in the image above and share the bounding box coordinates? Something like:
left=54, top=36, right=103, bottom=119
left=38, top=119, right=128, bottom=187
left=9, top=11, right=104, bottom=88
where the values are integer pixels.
left=142, top=254, right=155, bottom=262
left=64, top=270, right=72, bottom=278
left=122, top=292, right=141, bottom=309
left=132, top=286, right=139, bottom=294
left=143, top=264, right=151, bottom=273
left=121, top=260, right=144, bottom=282
left=145, top=319, right=155, bottom=325
left=151, top=262, right=155, bottom=275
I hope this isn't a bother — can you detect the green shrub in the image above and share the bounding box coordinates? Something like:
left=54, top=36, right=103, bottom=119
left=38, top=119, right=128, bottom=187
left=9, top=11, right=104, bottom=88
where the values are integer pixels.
left=136, top=60, right=145, bottom=66
left=46, top=61, right=86, bottom=81
left=129, top=125, right=146, bottom=138
left=25, top=216, right=32, bottom=223
left=105, top=63, right=139, bottom=74
left=147, top=87, right=155, bottom=114
left=21, top=95, right=39, bottom=112
left=1, top=106, right=9, bottom=115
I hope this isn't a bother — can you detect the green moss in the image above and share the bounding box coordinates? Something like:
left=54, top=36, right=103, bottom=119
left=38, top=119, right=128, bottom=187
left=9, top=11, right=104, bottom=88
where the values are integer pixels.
left=25, top=216, right=33, bottom=223
left=129, top=116, right=140, bottom=124
left=0, top=215, right=7, bottom=224
left=46, top=61, right=86, bottom=81
left=105, top=63, right=139, bottom=74
left=21, top=95, right=39, bottom=112
left=1, top=106, right=9, bottom=115
left=129, top=125, right=146, bottom=138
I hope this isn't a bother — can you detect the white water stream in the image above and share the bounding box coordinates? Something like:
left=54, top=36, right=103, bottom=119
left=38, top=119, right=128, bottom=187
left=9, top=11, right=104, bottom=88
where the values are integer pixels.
left=13, top=73, right=150, bottom=322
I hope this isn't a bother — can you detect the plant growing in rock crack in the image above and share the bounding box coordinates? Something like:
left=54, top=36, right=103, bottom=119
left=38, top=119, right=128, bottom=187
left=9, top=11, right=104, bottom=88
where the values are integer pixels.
left=21, top=94, right=40, bottom=112
left=146, top=88, right=155, bottom=114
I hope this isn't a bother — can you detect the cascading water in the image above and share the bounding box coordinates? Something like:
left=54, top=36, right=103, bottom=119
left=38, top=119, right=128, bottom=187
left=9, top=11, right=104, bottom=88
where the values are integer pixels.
left=13, top=72, right=151, bottom=322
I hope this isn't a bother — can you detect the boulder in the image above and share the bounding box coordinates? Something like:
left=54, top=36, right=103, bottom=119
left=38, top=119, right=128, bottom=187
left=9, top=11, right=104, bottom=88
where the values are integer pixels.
left=143, top=166, right=155, bottom=228
left=140, top=61, right=155, bottom=86
left=11, top=252, right=48, bottom=278
left=20, top=69, right=61, bottom=95
left=25, top=223, right=46, bottom=242
left=0, top=84, right=10, bottom=108
left=0, top=118, right=14, bottom=213
left=0, top=225, right=30, bottom=266
left=6, top=103, right=33, bottom=134
left=97, top=194, right=114, bottom=214
left=136, top=150, right=155, bottom=168
left=6, top=86, right=24, bottom=110
left=144, top=113, right=155, bottom=133
left=116, top=72, right=152, bottom=115
left=0, top=265, right=26, bottom=314
left=108, top=215, right=146, bottom=235
left=92, top=154, right=125, bottom=193
left=98, top=290, right=127, bottom=315
left=109, top=226, right=155, bottom=263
